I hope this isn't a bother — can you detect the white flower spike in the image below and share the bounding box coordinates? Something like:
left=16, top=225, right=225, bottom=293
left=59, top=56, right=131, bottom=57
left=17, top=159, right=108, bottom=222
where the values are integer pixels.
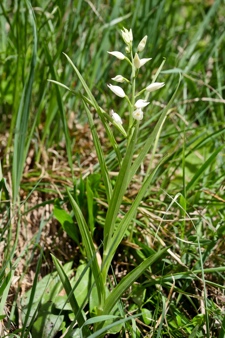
left=108, top=51, right=126, bottom=60
left=134, top=99, right=150, bottom=109
left=137, top=35, right=148, bottom=52
left=133, top=53, right=152, bottom=69
left=107, top=84, right=126, bottom=98
left=110, top=110, right=123, bottom=125
left=146, top=82, right=165, bottom=92
left=132, top=108, right=143, bottom=121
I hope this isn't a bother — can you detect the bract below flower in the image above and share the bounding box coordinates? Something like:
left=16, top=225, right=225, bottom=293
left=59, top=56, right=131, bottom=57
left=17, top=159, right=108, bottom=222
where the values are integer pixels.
left=132, top=108, right=143, bottom=121
left=135, top=99, right=150, bottom=109
left=107, top=84, right=126, bottom=98
left=108, top=51, right=125, bottom=60
left=110, top=110, right=123, bottom=125
left=134, top=53, right=152, bottom=69
left=146, top=82, right=165, bottom=92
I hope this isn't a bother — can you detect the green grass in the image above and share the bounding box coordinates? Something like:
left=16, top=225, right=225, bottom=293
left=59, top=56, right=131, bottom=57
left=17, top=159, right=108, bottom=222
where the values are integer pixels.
left=0, top=0, right=225, bottom=337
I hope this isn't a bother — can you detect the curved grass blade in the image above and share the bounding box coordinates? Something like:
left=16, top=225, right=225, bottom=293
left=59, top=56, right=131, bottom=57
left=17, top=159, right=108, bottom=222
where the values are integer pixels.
left=186, top=145, right=223, bottom=192
left=86, top=313, right=140, bottom=338
left=102, top=248, right=167, bottom=315
left=45, top=46, right=74, bottom=179
left=103, top=125, right=138, bottom=256
left=12, top=0, right=37, bottom=202
left=67, top=189, right=104, bottom=306
left=82, top=100, right=112, bottom=202
left=51, top=254, right=89, bottom=336
left=63, top=52, right=123, bottom=179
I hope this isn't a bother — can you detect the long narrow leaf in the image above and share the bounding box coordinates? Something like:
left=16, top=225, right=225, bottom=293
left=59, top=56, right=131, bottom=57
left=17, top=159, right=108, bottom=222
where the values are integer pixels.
left=103, top=126, right=138, bottom=255
left=45, top=46, right=74, bottom=179
left=51, top=254, right=87, bottom=329
left=67, top=189, right=104, bottom=305
left=103, top=154, right=170, bottom=275
left=82, top=100, right=112, bottom=202
left=63, top=52, right=123, bottom=188
left=12, top=0, right=37, bottom=202
left=102, top=248, right=167, bottom=315
left=128, top=75, right=181, bottom=182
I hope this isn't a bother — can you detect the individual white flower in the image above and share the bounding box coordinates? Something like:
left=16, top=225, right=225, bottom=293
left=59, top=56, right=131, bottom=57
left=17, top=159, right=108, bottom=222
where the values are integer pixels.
left=132, top=108, right=143, bottom=121
left=110, top=110, right=123, bottom=125
left=146, top=82, right=165, bottom=92
left=137, top=35, right=148, bottom=52
left=121, top=28, right=133, bottom=45
left=107, top=84, right=126, bottom=98
left=107, top=51, right=126, bottom=60
left=134, top=99, right=150, bottom=109
left=133, top=53, right=152, bottom=69
left=111, top=75, right=126, bottom=83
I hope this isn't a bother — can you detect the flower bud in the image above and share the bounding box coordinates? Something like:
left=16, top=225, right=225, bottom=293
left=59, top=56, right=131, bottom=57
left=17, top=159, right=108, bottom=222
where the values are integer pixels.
left=107, top=84, right=126, bottom=98
left=111, top=75, right=126, bottom=83
left=146, top=82, right=165, bottom=92
left=134, top=99, right=150, bottom=108
left=108, top=51, right=126, bottom=60
left=121, top=28, right=133, bottom=45
left=132, top=108, right=143, bottom=121
left=110, top=110, right=123, bottom=125
left=137, top=35, right=148, bottom=52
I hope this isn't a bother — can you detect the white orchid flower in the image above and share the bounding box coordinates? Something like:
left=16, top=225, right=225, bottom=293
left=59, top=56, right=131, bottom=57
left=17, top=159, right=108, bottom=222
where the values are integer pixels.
left=134, top=99, right=150, bottom=109
left=146, top=82, right=165, bottom=92
left=133, top=53, right=152, bottom=69
left=132, top=108, right=143, bottom=121
left=107, top=84, right=126, bottom=98
left=110, top=110, right=123, bottom=125
left=108, top=51, right=126, bottom=60
left=137, top=35, right=148, bottom=52
left=111, top=75, right=126, bottom=83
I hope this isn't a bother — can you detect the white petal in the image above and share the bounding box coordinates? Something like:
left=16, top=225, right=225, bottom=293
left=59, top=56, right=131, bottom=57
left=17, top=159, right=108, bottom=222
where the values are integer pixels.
left=135, top=99, right=150, bottom=108
left=137, top=35, right=148, bottom=52
left=110, top=110, right=123, bottom=125
left=139, top=58, right=152, bottom=67
left=108, top=51, right=126, bottom=60
left=107, top=84, right=126, bottom=98
left=146, top=82, right=165, bottom=92
left=132, top=108, right=143, bottom=121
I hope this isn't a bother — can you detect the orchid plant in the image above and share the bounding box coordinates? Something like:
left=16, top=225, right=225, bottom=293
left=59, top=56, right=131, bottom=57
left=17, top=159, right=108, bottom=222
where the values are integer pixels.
left=49, top=27, right=177, bottom=336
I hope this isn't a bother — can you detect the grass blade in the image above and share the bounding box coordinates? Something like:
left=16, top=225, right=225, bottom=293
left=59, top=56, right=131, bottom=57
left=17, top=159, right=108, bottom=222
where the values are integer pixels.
left=67, top=188, right=105, bottom=306
left=186, top=145, right=223, bottom=192
left=12, top=0, right=37, bottom=202
left=82, top=100, right=113, bottom=202
left=102, top=248, right=167, bottom=315
left=51, top=254, right=87, bottom=331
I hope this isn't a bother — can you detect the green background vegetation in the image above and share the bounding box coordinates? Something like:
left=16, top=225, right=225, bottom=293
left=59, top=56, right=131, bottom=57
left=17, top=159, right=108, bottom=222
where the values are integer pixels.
left=0, top=0, right=225, bottom=337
